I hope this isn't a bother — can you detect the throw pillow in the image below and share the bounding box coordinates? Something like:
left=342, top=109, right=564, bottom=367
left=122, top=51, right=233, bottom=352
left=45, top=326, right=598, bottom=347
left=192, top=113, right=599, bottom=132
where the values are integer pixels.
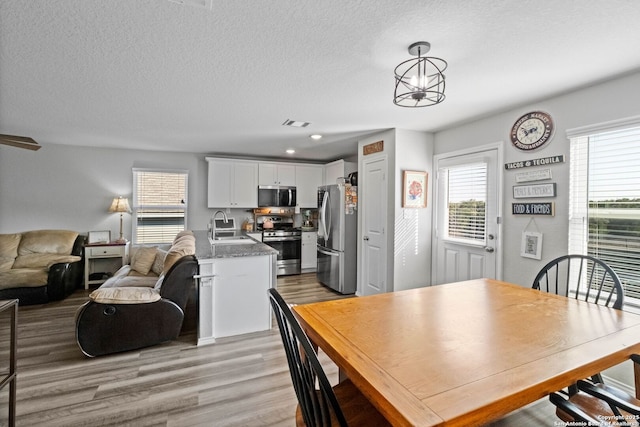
left=151, top=248, right=167, bottom=276
left=89, top=287, right=161, bottom=304
left=130, top=246, right=157, bottom=275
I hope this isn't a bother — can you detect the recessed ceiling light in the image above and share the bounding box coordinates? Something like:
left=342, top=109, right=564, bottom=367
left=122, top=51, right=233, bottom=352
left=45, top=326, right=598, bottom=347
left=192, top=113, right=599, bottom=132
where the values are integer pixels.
left=286, top=149, right=295, bottom=154
left=310, top=134, right=323, bottom=140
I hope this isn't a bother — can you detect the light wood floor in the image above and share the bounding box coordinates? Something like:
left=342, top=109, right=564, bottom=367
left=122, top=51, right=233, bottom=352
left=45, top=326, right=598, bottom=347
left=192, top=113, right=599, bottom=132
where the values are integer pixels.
left=12, top=273, right=559, bottom=426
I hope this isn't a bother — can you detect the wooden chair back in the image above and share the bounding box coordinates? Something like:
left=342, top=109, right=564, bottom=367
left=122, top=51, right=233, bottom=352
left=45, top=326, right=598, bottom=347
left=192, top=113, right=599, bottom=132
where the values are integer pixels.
left=532, top=254, right=624, bottom=309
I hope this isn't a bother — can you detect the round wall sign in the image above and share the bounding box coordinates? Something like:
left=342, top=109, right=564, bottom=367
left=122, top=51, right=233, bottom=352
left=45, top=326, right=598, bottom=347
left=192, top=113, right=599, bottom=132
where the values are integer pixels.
left=510, top=111, right=554, bottom=151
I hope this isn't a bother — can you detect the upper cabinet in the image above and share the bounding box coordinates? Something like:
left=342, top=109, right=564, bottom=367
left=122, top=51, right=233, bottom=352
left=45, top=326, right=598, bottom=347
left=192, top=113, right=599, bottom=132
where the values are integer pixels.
left=207, top=158, right=258, bottom=208
left=207, top=157, right=330, bottom=209
left=324, top=159, right=357, bottom=185
left=258, top=163, right=296, bottom=186
left=295, top=165, right=323, bottom=208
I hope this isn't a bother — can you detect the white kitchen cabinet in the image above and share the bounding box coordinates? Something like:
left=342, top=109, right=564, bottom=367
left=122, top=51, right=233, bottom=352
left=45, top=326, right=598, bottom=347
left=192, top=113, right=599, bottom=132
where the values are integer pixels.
left=207, top=157, right=258, bottom=208
left=197, top=259, right=215, bottom=344
left=301, top=231, right=317, bottom=271
left=295, top=164, right=323, bottom=208
left=259, top=163, right=296, bottom=186
left=324, top=159, right=357, bottom=185
left=197, top=254, right=275, bottom=345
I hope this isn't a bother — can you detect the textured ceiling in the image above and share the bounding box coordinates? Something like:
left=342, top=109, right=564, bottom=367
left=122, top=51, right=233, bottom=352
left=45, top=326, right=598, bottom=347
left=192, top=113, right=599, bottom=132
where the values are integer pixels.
left=2, top=0, right=640, bottom=161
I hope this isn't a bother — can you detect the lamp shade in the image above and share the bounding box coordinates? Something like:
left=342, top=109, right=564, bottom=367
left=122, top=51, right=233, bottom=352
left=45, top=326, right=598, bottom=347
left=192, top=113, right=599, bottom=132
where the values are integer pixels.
left=108, top=196, right=131, bottom=213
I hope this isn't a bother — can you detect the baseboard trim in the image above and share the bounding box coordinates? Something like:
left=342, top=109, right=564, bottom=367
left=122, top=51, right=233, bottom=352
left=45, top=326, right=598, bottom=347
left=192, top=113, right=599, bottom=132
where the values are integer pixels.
left=602, top=374, right=636, bottom=395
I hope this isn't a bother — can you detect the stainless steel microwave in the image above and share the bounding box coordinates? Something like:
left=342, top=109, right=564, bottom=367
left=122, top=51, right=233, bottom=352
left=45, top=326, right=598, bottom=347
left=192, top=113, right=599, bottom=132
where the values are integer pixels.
left=258, top=185, right=297, bottom=207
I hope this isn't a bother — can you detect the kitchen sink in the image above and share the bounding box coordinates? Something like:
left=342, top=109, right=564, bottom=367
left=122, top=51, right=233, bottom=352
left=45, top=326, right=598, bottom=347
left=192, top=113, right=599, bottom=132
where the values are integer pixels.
left=209, top=236, right=257, bottom=245
left=214, top=239, right=257, bottom=245
left=215, top=235, right=250, bottom=240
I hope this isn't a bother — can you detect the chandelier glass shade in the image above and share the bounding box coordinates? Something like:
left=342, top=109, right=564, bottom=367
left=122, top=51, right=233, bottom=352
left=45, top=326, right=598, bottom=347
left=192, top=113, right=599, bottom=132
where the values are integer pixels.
left=394, top=41, right=447, bottom=108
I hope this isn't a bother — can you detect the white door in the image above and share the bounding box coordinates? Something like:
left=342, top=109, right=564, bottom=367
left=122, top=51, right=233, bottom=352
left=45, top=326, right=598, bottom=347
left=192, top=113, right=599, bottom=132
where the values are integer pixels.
left=433, top=146, right=502, bottom=285
left=360, top=156, right=388, bottom=296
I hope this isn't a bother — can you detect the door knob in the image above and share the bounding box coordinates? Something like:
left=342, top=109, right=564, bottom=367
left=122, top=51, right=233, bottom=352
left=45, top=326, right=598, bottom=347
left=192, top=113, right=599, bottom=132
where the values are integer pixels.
left=485, top=247, right=495, bottom=253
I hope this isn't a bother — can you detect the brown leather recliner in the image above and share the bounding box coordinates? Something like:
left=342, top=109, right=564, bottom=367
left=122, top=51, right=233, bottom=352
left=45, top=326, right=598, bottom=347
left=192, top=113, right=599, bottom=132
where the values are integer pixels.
left=75, top=254, right=198, bottom=357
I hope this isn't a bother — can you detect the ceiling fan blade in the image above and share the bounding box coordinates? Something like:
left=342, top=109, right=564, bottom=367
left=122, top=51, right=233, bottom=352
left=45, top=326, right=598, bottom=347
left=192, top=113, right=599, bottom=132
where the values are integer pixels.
left=0, top=134, right=41, bottom=151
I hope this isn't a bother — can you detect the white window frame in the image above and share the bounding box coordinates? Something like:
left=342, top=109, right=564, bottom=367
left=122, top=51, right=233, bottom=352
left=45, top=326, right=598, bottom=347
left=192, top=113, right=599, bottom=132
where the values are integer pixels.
left=568, top=115, right=640, bottom=309
left=132, top=168, right=189, bottom=244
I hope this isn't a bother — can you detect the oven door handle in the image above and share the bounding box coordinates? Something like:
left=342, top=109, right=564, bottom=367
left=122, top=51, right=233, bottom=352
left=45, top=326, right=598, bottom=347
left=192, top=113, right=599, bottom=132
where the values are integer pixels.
left=264, top=236, right=302, bottom=242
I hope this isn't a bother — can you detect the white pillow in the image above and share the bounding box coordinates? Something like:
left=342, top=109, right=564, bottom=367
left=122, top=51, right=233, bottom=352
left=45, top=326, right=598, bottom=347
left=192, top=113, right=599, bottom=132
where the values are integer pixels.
left=151, top=248, right=167, bottom=276
left=130, top=246, right=157, bottom=275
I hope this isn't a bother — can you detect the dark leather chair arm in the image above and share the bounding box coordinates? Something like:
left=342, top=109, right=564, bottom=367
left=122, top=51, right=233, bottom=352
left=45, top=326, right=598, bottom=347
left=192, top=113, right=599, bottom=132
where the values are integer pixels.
left=76, top=299, right=184, bottom=357
left=47, top=259, right=83, bottom=301
left=46, top=234, right=86, bottom=301
left=160, top=255, right=198, bottom=310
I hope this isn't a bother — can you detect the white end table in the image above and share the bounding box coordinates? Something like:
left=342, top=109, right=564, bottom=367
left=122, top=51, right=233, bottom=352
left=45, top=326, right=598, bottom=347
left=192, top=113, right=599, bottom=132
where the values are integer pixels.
left=84, top=242, right=130, bottom=289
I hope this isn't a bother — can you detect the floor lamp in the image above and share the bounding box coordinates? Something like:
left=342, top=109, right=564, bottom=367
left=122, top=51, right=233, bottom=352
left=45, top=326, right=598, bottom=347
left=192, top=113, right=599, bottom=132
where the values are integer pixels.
left=108, top=196, right=131, bottom=243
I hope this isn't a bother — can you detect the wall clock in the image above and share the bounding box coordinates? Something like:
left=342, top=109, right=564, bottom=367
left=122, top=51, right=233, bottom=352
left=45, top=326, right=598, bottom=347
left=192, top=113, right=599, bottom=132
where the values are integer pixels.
left=510, top=111, right=554, bottom=151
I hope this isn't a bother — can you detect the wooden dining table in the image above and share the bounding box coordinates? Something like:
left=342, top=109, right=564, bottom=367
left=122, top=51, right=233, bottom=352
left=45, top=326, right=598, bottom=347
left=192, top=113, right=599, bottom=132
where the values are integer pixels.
left=292, top=278, right=640, bottom=426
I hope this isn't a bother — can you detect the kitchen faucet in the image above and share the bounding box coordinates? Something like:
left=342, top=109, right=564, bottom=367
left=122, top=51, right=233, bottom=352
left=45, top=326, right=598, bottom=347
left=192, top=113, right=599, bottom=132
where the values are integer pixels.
left=210, top=210, right=229, bottom=239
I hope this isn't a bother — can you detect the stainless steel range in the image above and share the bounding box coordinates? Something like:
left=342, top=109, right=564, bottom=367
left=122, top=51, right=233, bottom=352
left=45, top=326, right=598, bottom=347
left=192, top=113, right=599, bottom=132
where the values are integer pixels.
left=257, top=215, right=301, bottom=276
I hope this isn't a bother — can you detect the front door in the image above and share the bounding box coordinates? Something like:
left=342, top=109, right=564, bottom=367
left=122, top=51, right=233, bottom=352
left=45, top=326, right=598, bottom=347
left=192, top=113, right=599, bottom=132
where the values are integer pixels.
left=360, top=155, right=388, bottom=296
left=433, top=145, right=502, bottom=285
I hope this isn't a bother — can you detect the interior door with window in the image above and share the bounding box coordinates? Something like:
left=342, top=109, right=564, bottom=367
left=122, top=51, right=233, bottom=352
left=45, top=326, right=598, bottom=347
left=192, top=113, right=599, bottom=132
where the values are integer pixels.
left=433, top=146, right=501, bottom=285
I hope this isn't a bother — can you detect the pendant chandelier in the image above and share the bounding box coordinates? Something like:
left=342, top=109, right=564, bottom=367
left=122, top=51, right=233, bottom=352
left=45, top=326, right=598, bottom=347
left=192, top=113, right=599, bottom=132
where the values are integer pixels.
left=393, top=41, right=447, bottom=108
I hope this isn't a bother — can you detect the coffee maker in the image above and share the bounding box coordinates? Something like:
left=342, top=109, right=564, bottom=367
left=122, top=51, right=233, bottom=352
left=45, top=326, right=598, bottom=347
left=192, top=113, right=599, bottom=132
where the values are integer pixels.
left=303, top=210, right=313, bottom=228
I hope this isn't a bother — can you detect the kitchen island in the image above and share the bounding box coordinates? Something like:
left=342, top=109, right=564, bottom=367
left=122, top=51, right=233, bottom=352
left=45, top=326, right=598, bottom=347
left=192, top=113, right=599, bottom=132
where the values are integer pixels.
left=194, top=230, right=277, bottom=345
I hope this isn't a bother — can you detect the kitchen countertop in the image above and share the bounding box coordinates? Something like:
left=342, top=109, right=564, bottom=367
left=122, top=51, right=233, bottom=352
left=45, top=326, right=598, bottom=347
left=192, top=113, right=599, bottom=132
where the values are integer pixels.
left=194, top=230, right=277, bottom=259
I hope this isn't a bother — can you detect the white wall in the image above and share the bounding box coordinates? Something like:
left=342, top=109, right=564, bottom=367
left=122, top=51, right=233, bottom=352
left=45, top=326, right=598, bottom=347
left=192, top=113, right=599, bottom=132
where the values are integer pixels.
left=393, top=129, right=433, bottom=291
left=434, top=70, right=640, bottom=288
left=0, top=144, right=214, bottom=236
left=357, top=128, right=434, bottom=293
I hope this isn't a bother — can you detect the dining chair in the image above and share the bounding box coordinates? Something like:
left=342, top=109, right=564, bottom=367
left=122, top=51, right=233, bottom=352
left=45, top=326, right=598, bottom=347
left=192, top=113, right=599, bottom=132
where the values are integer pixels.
left=550, top=357, right=640, bottom=427
left=268, top=288, right=390, bottom=427
left=532, top=255, right=632, bottom=424
left=532, top=254, right=624, bottom=309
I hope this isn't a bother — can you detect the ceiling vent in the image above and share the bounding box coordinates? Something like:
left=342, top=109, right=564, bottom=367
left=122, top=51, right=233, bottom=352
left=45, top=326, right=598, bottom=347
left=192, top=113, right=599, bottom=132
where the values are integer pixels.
left=167, top=0, right=213, bottom=10
left=282, top=119, right=311, bottom=128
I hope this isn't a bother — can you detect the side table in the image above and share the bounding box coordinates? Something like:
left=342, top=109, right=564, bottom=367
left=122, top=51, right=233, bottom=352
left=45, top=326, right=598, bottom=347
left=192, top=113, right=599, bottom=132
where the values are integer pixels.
left=84, top=242, right=130, bottom=289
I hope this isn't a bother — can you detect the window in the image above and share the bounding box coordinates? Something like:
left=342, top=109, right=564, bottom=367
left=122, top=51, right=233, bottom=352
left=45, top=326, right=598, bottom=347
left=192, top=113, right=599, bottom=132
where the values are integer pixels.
left=132, top=169, right=188, bottom=244
left=569, top=122, right=640, bottom=304
left=446, top=162, right=487, bottom=243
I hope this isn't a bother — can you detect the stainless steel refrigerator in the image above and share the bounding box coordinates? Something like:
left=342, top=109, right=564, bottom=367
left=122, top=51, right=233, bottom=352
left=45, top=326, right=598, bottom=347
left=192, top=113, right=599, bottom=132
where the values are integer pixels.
left=317, top=184, right=357, bottom=294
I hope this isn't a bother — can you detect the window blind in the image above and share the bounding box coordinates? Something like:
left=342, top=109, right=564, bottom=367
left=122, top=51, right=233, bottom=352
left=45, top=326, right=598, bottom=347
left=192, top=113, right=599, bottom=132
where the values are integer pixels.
left=133, top=169, right=188, bottom=244
left=446, top=163, right=487, bottom=242
left=569, top=125, right=640, bottom=302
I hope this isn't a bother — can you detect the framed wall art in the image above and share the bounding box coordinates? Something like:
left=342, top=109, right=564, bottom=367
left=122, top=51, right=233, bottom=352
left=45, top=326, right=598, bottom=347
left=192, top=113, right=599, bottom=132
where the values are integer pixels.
left=520, top=231, right=543, bottom=260
left=402, top=170, right=427, bottom=208
left=88, top=230, right=111, bottom=244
